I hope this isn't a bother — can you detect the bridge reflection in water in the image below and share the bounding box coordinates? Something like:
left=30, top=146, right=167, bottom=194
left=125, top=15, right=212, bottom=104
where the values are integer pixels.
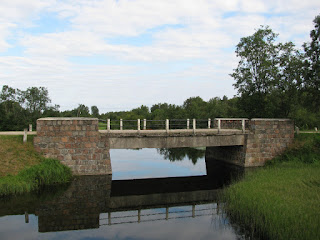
left=33, top=157, right=243, bottom=233
left=0, top=158, right=243, bottom=233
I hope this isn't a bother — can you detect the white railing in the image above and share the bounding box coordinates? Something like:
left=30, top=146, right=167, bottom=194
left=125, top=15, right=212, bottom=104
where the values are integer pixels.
left=100, top=203, right=216, bottom=226
left=101, top=118, right=249, bottom=133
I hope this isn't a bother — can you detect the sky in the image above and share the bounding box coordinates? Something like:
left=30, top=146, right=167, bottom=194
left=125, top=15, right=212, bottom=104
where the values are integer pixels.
left=1, top=0, right=319, bottom=113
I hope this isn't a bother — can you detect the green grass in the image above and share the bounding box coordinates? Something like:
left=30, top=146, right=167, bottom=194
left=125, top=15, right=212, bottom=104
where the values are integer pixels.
left=222, top=134, right=320, bottom=240
left=0, top=135, right=72, bottom=197
left=99, top=122, right=107, bottom=130
left=0, top=158, right=72, bottom=197
left=0, top=135, right=43, bottom=176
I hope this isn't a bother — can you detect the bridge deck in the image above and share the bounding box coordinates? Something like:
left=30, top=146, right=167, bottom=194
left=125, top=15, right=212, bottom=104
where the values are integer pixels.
left=101, top=129, right=247, bottom=149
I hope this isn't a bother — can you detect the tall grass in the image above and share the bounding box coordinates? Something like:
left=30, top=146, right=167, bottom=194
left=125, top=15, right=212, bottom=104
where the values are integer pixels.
left=222, top=134, right=320, bottom=240
left=0, top=158, right=72, bottom=197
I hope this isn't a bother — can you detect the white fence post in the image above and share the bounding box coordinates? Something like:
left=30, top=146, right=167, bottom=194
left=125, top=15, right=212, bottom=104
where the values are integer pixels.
left=29, top=124, right=32, bottom=132
left=143, top=119, right=146, bottom=130
left=242, top=119, right=245, bottom=133
left=217, top=119, right=221, bottom=133
left=120, top=119, right=123, bottom=130
left=187, top=119, right=190, bottom=129
left=107, top=119, right=110, bottom=131
left=193, top=119, right=196, bottom=133
left=166, top=119, right=169, bottom=132
left=137, top=119, right=141, bottom=131
left=208, top=118, right=211, bottom=129
left=23, top=128, right=28, bottom=143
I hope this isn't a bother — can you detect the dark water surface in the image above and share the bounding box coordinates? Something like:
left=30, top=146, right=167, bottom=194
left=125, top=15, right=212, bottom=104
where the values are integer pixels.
left=0, top=148, right=245, bottom=240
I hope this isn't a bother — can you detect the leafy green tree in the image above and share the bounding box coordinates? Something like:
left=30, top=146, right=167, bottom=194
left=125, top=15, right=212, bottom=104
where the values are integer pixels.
left=21, top=87, right=51, bottom=114
left=151, top=103, right=185, bottom=120
left=231, top=26, right=279, bottom=117
left=43, top=105, right=61, bottom=117
left=0, top=85, right=28, bottom=130
left=91, top=105, right=100, bottom=118
left=274, top=42, right=304, bottom=117
left=303, top=14, right=320, bottom=111
left=75, top=104, right=90, bottom=117
left=231, top=26, right=302, bottom=118
left=0, top=85, right=20, bottom=103
left=183, top=96, right=207, bottom=119
left=231, top=26, right=279, bottom=96
left=0, top=100, right=28, bottom=131
left=131, top=105, right=150, bottom=119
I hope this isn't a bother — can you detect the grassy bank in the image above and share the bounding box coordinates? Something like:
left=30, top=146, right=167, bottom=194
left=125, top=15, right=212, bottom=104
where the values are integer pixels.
left=0, top=135, right=43, bottom=177
left=222, top=134, right=320, bottom=240
left=0, top=135, right=72, bottom=196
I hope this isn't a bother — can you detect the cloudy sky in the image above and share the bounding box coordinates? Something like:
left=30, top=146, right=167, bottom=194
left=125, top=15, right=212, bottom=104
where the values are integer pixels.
left=1, top=0, right=319, bottom=112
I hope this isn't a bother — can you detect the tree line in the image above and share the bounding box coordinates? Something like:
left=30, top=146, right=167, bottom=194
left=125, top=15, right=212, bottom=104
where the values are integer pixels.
left=1, top=14, right=319, bottom=131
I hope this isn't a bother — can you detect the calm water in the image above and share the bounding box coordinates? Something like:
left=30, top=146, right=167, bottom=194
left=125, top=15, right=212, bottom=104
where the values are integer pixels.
left=0, top=148, right=245, bottom=240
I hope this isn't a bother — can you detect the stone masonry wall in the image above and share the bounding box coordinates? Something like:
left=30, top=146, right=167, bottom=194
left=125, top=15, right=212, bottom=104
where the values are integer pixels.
left=34, top=118, right=111, bottom=175
left=206, top=119, right=294, bottom=167
left=244, top=119, right=294, bottom=166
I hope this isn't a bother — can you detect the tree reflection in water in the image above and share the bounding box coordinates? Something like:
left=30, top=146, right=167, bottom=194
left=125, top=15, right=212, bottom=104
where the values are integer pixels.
left=157, top=147, right=205, bottom=164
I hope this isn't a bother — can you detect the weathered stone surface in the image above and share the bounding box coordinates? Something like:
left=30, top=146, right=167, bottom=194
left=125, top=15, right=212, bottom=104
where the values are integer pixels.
left=206, top=119, right=294, bottom=167
left=34, top=118, right=111, bottom=175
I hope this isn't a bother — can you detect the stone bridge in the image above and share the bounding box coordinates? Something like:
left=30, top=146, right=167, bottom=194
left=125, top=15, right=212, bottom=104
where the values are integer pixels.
left=34, top=117, right=294, bottom=175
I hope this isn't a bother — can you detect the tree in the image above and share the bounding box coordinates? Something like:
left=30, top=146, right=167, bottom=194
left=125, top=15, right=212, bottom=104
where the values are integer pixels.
left=303, top=14, right=320, bottom=111
left=131, top=105, right=150, bottom=119
left=231, top=26, right=301, bottom=118
left=183, top=96, right=207, bottom=118
left=231, top=26, right=279, bottom=96
left=0, top=85, right=20, bottom=103
left=21, top=87, right=51, bottom=114
left=75, top=104, right=90, bottom=117
left=91, top=105, right=100, bottom=118
left=275, top=42, right=304, bottom=117
left=43, top=104, right=61, bottom=117
left=0, top=85, right=28, bottom=130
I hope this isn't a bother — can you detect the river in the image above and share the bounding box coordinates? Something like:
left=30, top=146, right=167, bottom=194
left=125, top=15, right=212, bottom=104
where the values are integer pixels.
left=0, top=148, right=246, bottom=240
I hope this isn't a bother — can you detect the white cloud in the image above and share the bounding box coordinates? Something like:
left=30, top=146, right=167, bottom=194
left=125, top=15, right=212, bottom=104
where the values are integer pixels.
left=1, top=0, right=320, bottom=111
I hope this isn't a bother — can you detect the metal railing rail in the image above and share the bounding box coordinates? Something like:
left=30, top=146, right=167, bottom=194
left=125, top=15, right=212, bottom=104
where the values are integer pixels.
left=103, top=118, right=249, bottom=133
left=100, top=204, right=217, bottom=226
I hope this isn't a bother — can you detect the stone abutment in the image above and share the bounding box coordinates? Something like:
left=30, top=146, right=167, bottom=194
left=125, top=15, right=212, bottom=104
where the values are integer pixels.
left=206, top=119, right=295, bottom=166
left=34, top=118, right=111, bottom=175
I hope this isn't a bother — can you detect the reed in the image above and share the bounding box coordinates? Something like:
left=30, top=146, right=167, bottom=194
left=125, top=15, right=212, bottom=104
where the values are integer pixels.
left=0, top=158, right=72, bottom=196
left=222, top=134, right=320, bottom=240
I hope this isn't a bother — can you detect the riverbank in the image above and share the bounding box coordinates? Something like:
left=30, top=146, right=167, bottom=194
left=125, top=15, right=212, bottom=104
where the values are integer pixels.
left=0, top=135, right=72, bottom=196
left=222, top=134, right=320, bottom=240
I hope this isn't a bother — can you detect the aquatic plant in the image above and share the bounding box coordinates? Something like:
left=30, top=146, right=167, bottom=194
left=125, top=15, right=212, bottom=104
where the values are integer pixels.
left=0, top=158, right=72, bottom=197
left=222, top=134, right=320, bottom=239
